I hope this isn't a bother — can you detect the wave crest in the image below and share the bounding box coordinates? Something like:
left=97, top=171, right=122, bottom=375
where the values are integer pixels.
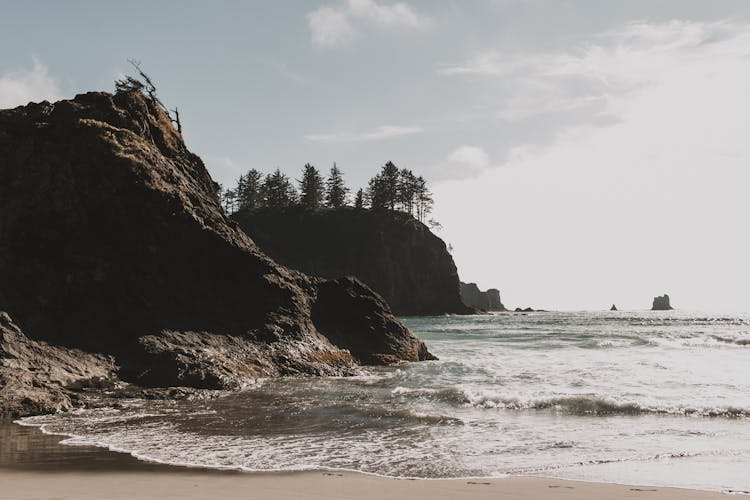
left=393, top=387, right=750, bottom=418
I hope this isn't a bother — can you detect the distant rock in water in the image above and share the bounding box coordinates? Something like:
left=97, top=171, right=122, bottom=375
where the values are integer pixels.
left=610, top=304, right=618, bottom=311
left=0, top=91, right=433, bottom=416
left=651, top=294, right=674, bottom=311
left=459, top=282, right=506, bottom=312
left=514, top=307, right=538, bottom=313
left=233, top=208, right=476, bottom=316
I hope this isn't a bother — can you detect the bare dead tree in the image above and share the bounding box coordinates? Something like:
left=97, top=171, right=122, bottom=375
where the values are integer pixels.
left=171, top=107, right=182, bottom=134
left=115, top=59, right=183, bottom=134
left=127, top=59, right=169, bottom=108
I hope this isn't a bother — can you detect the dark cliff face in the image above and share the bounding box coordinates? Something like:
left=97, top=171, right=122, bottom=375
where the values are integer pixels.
left=0, top=91, right=432, bottom=405
left=233, top=207, right=475, bottom=316
left=459, top=282, right=506, bottom=312
left=652, top=294, right=674, bottom=310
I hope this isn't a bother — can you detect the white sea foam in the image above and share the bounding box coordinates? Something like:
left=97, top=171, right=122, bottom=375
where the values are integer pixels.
left=18, top=311, right=750, bottom=492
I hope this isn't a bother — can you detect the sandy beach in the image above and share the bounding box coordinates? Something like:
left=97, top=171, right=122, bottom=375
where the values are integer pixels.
left=0, top=469, right=733, bottom=500
left=0, top=422, right=733, bottom=500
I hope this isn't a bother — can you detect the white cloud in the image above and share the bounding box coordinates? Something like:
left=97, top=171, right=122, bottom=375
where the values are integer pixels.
left=308, top=0, right=430, bottom=47
left=431, top=145, right=494, bottom=181
left=435, top=20, right=750, bottom=311
left=305, top=124, right=423, bottom=143
left=308, top=6, right=356, bottom=47
left=448, top=145, right=489, bottom=169
left=0, top=59, right=62, bottom=109
left=440, top=20, right=750, bottom=123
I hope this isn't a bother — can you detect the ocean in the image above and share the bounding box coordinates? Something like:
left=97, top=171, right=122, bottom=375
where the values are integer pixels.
left=18, top=311, right=750, bottom=493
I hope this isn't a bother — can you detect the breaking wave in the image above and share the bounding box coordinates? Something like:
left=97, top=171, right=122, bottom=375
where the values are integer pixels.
left=392, top=386, right=750, bottom=418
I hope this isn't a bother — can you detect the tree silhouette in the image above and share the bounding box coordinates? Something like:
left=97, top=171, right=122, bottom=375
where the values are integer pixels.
left=299, top=164, right=325, bottom=210
left=354, top=188, right=365, bottom=209
left=397, top=168, right=417, bottom=216
left=367, top=174, right=387, bottom=210
left=367, top=161, right=401, bottom=210
left=414, top=175, right=433, bottom=223
left=222, top=162, right=437, bottom=226
left=222, top=187, right=237, bottom=214
left=325, top=163, right=349, bottom=208
left=262, top=169, right=297, bottom=209
left=237, top=169, right=264, bottom=210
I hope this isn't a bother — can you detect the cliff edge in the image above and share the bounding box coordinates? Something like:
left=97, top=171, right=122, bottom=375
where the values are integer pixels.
left=233, top=207, right=476, bottom=316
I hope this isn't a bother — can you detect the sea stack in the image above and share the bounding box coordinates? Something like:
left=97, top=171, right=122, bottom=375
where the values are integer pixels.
left=610, top=304, right=618, bottom=311
left=459, top=282, right=507, bottom=312
left=0, top=90, right=434, bottom=415
left=651, top=294, right=674, bottom=310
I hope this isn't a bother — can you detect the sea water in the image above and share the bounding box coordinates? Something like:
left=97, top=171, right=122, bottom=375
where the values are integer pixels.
left=19, top=311, right=750, bottom=493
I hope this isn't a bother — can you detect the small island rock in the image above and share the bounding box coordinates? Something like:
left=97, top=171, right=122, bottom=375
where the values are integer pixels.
left=459, top=282, right=506, bottom=312
left=651, top=294, right=674, bottom=311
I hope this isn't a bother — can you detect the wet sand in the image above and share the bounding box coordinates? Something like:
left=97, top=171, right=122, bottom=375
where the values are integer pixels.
left=0, top=422, right=733, bottom=499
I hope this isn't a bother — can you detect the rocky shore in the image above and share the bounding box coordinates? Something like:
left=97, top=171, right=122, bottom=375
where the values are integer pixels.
left=0, top=90, right=433, bottom=417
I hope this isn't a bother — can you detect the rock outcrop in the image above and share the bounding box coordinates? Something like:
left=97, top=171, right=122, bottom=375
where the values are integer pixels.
left=459, top=282, right=506, bottom=312
left=233, top=208, right=476, bottom=316
left=610, top=304, right=618, bottom=311
left=651, top=294, right=674, bottom=311
left=1, top=312, right=117, bottom=417
left=0, top=91, right=433, bottom=415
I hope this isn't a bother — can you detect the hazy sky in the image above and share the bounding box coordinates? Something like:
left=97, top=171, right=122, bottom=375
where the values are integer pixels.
left=2, top=1, right=749, bottom=312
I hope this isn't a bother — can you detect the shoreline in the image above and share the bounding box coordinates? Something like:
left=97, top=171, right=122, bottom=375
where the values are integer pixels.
left=1, top=421, right=738, bottom=499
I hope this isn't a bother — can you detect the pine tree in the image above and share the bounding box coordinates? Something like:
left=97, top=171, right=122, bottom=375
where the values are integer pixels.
left=366, top=174, right=387, bottom=210
left=237, top=169, right=263, bottom=210
left=415, top=175, right=433, bottom=223
left=354, top=188, right=365, bottom=209
left=325, top=163, right=349, bottom=208
left=235, top=174, right=247, bottom=208
left=299, top=163, right=325, bottom=210
left=262, top=169, right=297, bottom=209
left=381, top=161, right=400, bottom=210
left=366, top=162, right=400, bottom=211
left=397, top=168, right=417, bottom=216
left=223, top=188, right=237, bottom=214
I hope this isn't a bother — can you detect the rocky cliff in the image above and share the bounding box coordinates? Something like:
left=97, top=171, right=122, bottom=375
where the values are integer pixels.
left=459, top=282, right=506, bottom=312
left=0, top=312, right=117, bottom=416
left=651, top=294, right=674, bottom=310
left=233, top=208, right=475, bottom=316
left=0, top=91, right=433, bottom=415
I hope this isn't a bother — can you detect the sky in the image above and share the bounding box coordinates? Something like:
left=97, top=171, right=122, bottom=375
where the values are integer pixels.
left=1, top=0, right=749, bottom=312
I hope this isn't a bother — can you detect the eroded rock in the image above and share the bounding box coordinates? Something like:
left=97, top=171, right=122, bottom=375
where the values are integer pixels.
left=460, top=282, right=506, bottom=312
left=0, top=312, right=117, bottom=417
left=0, top=91, right=433, bottom=415
left=652, top=294, right=674, bottom=311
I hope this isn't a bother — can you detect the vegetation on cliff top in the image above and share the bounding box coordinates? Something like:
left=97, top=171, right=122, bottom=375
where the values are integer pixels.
left=220, top=161, right=439, bottom=228
left=112, top=63, right=440, bottom=229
